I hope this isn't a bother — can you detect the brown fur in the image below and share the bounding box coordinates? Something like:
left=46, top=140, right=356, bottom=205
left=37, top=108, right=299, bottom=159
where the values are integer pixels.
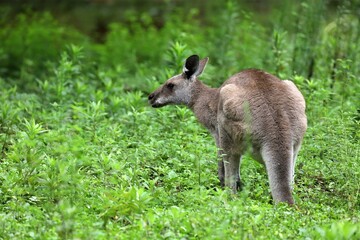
left=148, top=56, right=307, bottom=204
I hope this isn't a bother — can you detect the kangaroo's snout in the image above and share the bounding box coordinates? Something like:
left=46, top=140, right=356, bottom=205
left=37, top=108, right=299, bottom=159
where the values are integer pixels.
left=148, top=92, right=156, bottom=107
left=148, top=91, right=163, bottom=108
left=148, top=93, right=155, bottom=101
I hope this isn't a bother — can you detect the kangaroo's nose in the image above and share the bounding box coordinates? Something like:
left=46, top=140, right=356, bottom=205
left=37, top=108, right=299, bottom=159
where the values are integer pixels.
left=148, top=93, right=154, bottom=100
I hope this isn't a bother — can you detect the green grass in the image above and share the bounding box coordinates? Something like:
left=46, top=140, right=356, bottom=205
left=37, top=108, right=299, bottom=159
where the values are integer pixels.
left=0, top=0, right=359, bottom=239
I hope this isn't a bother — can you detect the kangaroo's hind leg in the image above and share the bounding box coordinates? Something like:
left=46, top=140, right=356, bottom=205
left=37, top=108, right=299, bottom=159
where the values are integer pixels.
left=261, top=145, right=294, bottom=204
left=218, top=127, right=242, bottom=193
left=222, top=152, right=241, bottom=193
left=291, top=142, right=302, bottom=184
left=218, top=159, right=225, bottom=187
left=215, top=131, right=242, bottom=190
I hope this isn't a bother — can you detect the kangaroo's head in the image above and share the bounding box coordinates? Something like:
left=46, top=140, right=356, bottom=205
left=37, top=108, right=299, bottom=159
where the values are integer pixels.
left=148, top=55, right=209, bottom=108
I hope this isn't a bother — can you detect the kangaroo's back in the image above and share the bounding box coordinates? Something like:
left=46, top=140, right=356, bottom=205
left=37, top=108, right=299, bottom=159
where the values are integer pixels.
left=219, top=69, right=306, bottom=146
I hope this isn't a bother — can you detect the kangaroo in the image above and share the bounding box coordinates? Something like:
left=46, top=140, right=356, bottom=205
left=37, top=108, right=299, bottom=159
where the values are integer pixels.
left=148, top=55, right=307, bottom=204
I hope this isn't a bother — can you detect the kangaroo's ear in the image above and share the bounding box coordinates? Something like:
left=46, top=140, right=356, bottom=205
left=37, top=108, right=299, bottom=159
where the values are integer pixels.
left=195, top=57, right=209, bottom=77
left=183, top=55, right=199, bottom=79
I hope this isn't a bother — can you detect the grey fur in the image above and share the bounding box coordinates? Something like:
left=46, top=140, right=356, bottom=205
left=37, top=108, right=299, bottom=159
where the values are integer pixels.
left=148, top=55, right=307, bottom=204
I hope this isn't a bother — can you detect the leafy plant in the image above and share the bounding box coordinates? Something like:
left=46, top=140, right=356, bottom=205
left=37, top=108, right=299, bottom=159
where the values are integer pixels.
left=0, top=1, right=359, bottom=238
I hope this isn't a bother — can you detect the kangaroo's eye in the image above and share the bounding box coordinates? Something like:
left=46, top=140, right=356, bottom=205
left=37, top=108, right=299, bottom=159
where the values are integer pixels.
left=166, top=83, right=175, bottom=90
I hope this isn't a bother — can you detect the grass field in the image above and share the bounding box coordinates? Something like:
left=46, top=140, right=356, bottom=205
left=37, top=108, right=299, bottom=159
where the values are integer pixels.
left=0, top=0, right=359, bottom=239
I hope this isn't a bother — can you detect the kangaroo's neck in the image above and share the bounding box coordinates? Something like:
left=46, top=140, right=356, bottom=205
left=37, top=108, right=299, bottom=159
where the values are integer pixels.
left=188, top=80, right=219, bottom=134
